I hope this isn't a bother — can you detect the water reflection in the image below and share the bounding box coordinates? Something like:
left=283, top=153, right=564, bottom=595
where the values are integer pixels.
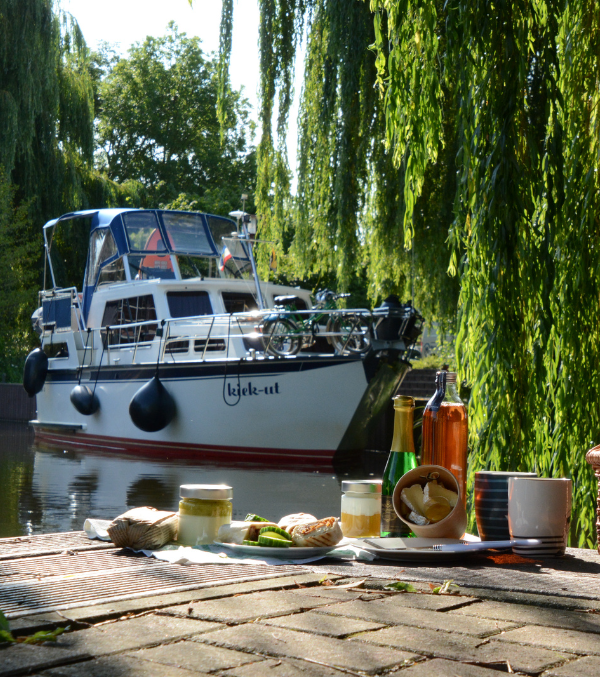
left=0, top=422, right=386, bottom=537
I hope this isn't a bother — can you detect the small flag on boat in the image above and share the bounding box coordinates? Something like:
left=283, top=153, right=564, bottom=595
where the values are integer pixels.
left=219, top=245, right=233, bottom=271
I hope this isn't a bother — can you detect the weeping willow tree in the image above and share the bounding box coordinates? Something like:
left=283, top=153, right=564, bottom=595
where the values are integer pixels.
left=216, top=0, right=458, bottom=319
left=215, top=0, right=600, bottom=545
left=0, top=0, right=140, bottom=378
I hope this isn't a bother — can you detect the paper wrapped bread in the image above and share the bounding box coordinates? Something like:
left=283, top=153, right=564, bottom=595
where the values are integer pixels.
left=278, top=513, right=317, bottom=534
left=107, top=506, right=178, bottom=550
left=290, top=517, right=343, bottom=547
left=217, top=520, right=278, bottom=544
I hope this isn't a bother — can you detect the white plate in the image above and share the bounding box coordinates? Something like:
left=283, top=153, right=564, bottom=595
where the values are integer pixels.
left=357, top=537, right=483, bottom=562
left=215, top=542, right=335, bottom=558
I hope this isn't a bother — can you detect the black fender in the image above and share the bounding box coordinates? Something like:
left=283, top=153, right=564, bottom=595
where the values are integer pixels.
left=23, top=348, right=48, bottom=397
left=129, top=375, right=176, bottom=432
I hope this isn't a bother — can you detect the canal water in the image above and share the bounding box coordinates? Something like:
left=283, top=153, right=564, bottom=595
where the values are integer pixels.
left=0, top=422, right=387, bottom=538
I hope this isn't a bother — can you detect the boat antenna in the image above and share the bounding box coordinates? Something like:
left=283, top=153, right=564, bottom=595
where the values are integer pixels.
left=235, top=193, right=266, bottom=310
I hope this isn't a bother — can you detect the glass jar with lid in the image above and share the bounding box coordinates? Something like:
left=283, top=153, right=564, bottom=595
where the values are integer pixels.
left=178, top=484, right=233, bottom=546
left=340, top=480, right=382, bottom=538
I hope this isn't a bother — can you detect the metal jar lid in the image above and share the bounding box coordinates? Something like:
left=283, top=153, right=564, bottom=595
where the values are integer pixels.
left=341, top=480, right=382, bottom=494
left=180, top=484, right=233, bottom=500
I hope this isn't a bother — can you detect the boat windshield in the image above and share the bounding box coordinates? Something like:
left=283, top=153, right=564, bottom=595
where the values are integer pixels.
left=161, top=212, right=216, bottom=256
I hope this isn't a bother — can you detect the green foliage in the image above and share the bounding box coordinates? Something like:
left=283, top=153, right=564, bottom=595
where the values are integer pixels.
left=220, top=1, right=458, bottom=321
left=0, top=609, right=67, bottom=644
left=369, top=0, right=600, bottom=546
left=431, top=580, right=459, bottom=595
left=96, top=23, right=256, bottom=212
left=385, top=581, right=417, bottom=593
left=0, top=168, right=40, bottom=380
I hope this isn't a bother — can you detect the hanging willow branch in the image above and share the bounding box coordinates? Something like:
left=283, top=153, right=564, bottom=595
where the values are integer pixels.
left=369, top=0, right=600, bottom=546
left=217, top=0, right=233, bottom=140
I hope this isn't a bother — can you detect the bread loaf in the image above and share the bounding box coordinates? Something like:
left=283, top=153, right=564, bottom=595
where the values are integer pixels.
left=107, top=507, right=178, bottom=550
left=290, top=517, right=343, bottom=547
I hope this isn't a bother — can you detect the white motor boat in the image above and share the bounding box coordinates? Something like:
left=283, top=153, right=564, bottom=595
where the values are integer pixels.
left=24, top=208, right=422, bottom=467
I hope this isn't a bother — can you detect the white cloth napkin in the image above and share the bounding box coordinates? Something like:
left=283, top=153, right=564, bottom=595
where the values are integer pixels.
left=83, top=518, right=112, bottom=541
left=143, top=539, right=376, bottom=566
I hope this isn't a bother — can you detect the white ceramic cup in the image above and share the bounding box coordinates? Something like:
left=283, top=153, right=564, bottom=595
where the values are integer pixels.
left=508, top=478, right=572, bottom=556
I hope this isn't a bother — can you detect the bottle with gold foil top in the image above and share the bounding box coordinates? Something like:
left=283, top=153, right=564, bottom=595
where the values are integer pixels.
left=380, top=395, right=418, bottom=537
left=421, top=371, right=468, bottom=507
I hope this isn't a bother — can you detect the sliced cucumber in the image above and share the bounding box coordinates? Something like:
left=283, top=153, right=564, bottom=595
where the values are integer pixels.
left=245, top=514, right=271, bottom=522
left=258, top=535, right=292, bottom=547
left=258, top=526, right=292, bottom=540
left=242, top=540, right=261, bottom=546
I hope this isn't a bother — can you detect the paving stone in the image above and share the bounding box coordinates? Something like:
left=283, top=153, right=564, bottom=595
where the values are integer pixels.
left=55, top=614, right=221, bottom=656
left=286, top=587, right=367, bottom=601
left=43, top=655, right=205, bottom=676
left=543, top=655, right=600, bottom=676
left=163, top=590, right=333, bottom=623
left=317, top=591, right=480, bottom=613
left=497, top=625, right=600, bottom=656
left=352, top=625, right=567, bottom=673
left=388, top=657, right=518, bottom=676
left=221, top=657, right=348, bottom=676
left=260, top=610, right=385, bottom=637
left=127, top=639, right=263, bottom=672
left=0, top=643, right=79, bottom=677
left=0, top=613, right=222, bottom=676
left=193, top=623, right=418, bottom=674
left=317, top=598, right=514, bottom=637
left=456, top=586, right=600, bottom=612
left=449, top=600, right=600, bottom=634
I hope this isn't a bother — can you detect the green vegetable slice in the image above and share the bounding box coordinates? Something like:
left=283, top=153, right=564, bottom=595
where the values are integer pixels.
left=258, top=535, right=291, bottom=547
left=258, top=526, right=292, bottom=540
left=245, top=514, right=270, bottom=522
left=242, top=540, right=261, bottom=546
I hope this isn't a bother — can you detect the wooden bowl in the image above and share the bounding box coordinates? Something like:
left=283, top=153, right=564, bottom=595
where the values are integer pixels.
left=392, top=465, right=468, bottom=539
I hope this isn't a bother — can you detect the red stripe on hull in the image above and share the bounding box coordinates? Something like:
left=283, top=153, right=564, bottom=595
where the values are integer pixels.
left=33, top=429, right=336, bottom=470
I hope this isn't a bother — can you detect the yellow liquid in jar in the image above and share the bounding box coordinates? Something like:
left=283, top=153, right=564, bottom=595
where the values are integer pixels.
left=340, top=511, right=381, bottom=538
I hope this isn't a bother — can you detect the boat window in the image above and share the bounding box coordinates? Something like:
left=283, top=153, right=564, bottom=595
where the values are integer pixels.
left=98, top=257, right=126, bottom=286
left=128, top=254, right=176, bottom=280
left=222, top=292, right=258, bottom=313
left=43, top=342, right=69, bottom=359
left=194, top=338, right=226, bottom=352
left=86, top=229, right=119, bottom=287
left=161, top=212, right=215, bottom=256
left=123, top=212, right=167, bottom=253
left=101, top=295, right=157, bottom=345
left=166, top=339, right=189, bottom=354
left=207, top=216, right=237, bottom=249
left=167, top=291, right=212, bottom=318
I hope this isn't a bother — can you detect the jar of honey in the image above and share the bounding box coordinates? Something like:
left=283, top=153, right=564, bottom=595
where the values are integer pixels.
left=178, top=484, right=233, bottom=545
left=340, top=480, right=382, bottom=538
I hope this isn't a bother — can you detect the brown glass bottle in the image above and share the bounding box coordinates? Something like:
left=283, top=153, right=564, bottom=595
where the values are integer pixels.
left=421, top=372, right=468, bottom=507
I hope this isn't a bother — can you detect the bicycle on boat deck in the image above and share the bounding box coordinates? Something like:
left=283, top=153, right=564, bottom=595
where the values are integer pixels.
left=260, top=289, right=371, bottom=357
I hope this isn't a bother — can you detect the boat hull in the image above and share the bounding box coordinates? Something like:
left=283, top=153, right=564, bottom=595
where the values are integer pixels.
left=33, top=354, right=408, bottom=465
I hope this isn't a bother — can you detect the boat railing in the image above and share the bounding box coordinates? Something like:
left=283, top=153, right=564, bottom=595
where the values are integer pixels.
left=71, top=306, right=378, bottom=366
left=38, top=290, right=421, bottom=365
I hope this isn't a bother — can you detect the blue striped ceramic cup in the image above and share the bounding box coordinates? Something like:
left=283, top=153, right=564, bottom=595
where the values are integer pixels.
left=475, top=471, right=537, bottom=541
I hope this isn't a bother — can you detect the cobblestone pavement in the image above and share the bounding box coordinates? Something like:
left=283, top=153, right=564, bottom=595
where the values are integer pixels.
left=3, top=564, right=600, bottom=677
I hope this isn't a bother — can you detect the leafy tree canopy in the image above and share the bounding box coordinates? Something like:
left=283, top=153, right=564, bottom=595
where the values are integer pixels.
left=96, top=23, right=256, bottom=214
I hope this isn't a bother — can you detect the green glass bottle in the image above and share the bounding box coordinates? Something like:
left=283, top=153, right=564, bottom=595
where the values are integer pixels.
left=380, top=395, right=418, bottom=537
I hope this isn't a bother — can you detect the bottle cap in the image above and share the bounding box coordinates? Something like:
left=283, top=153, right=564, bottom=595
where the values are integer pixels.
left=393, top=395, right=414, bottom=408
left=180, top=484, right=233, bottom=500
left=342, top=480, right=382, bottom=494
